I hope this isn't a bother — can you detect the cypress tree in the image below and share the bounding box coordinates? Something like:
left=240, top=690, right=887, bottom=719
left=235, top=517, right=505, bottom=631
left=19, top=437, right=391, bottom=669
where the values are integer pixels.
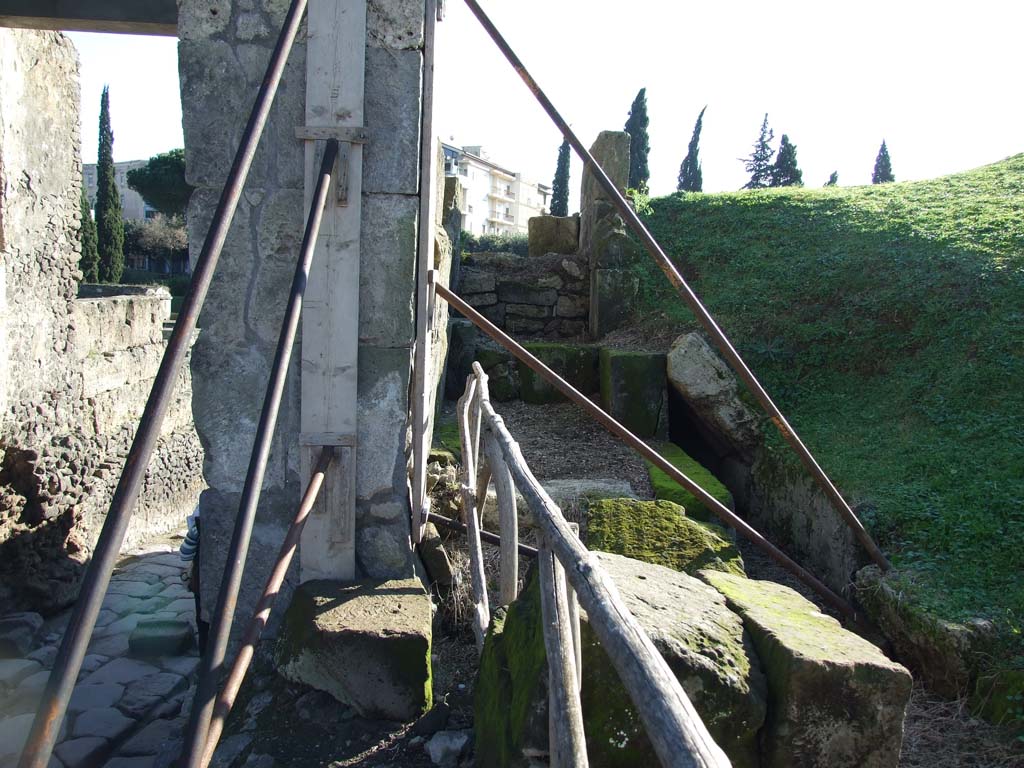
left=624, top=88, right=650, bottom=191
left=872, top=140, right=894, bottom=184
left=550, top=139, right=570, bottom=217
left=78, top=187, right=100, bottom=282
left=825, top=171, right=838, bottom=187
left=742, top=113, right=775, bottom=189
left=95, top=85, right=124, bottom=283
left=677, top=105, right=706, bottom=192
left=769, top=134, right=803, bottom=187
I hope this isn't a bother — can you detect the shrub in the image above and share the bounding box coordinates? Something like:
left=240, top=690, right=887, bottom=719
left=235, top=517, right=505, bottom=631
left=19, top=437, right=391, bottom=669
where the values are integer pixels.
left=460, top=231, right=529, bottom=257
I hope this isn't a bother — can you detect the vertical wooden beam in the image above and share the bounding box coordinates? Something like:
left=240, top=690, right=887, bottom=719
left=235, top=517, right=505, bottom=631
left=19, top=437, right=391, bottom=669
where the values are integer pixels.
left=298, top=0, right=366, bottom=582
left=410, top=0, right=439, bottom=544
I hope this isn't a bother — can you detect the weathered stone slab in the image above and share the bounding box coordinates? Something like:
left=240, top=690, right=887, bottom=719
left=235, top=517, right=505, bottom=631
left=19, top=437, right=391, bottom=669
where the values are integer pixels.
left=589, top=268, right=639, bottom=339
left=358, top=194, right=418, bottom=347
left=0, top=612, right=43, bottom=657
left=363, top=47, right=421, bottom=195
left=67, top=682, right=124, bottom=714
left=475, top=554, right=766, bottom=767
left=459, top=268, right=496, bottom=295
left=82, top=658, right=159, bottom=687
left=496, top=283, right=557, bottom=306
left=0, top=711, right=65, bottom=761
left=417, top=523, right=454, bottom=589
left=586, top=498, right=744, bottom=577
left=128, top=619, right=194, bottom=657
left=527, top=215, right=579, bottom=258
left=599, top=348, right=666, bottom=437
left=276, top=578, right=432, bottom=720
left=118, top=672, right=187, bottom=719
left=0, top=658, right=41, bottom=687
left=119, top=716, right=184, bottom=756
left=71, top=706, right=135, bottom=741
left=516, top=342, right=598, bottom=404
left=54, top=736, right=108, bottom=768
left=701, top=569, right=912, bottom=768
left=667, top=332, right=762, bottom=456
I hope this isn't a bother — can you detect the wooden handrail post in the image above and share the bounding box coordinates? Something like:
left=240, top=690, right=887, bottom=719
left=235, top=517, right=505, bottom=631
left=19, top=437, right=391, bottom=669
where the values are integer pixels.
left=539, top=536, right=589, bottom=768
left=458, top=375, right=490, bottom=651
left=485, top=430, right=519, bottom=605
left=565, top=522, right=582, bottom=691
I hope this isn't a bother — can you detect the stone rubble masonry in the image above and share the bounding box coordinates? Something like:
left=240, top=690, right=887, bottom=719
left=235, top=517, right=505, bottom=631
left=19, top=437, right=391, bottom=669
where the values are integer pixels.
left=0, top=29, right=204, bottom=615
left=179, top=0, right=429, bottom=638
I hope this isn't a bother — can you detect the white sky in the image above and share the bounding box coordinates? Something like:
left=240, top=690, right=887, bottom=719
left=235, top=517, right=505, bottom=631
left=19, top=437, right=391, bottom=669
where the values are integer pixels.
left=71, top=0, right=1024, bottom=208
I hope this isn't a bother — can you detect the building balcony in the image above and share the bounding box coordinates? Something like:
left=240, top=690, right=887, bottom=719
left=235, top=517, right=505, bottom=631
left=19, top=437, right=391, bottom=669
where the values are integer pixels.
left=488, top=187, right=515, bottom=202
left=487, top=211, right=515, bottom=223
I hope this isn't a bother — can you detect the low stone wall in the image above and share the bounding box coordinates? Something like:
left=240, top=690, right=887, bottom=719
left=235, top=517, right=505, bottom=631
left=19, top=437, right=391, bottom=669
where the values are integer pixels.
left=0, top=30, right=203, bottom=614
left=457, top=251, right=590, bottom=339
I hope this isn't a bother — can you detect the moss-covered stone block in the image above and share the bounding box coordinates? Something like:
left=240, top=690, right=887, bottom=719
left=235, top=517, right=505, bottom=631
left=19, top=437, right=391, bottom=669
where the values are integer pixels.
left=474, top=567, right=548, bottom=768
left=971, top=666, right=1024, bottom=733
left=586, top=498, right=744, bottom=577
left=598, top=348, right=666, bottom=437
left=517, top=342, right=599, bottom=404
left=701, top=569, right=912, bottom=768
left=645, top=441, right=734, bottom=524
left=276, top=579, right=432, bottom=721
left=431, top=416, right=461, bottom=461
left=474, top=555, right=765, bottom=768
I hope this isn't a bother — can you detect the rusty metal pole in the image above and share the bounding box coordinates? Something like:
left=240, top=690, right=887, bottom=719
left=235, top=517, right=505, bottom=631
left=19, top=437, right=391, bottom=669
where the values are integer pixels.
left=436, top=282, right=861, bottom=623
left=181, top=138, right=340, bottom=768
left=460, top=0, right=890, bottom=575
left=16, top=4, right=310, bottom=766
left=198, top=448, right=334, bottom=768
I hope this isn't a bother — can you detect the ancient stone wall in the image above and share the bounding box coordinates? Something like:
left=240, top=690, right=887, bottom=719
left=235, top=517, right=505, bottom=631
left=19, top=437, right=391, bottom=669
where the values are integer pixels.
left=180, top=0, right=431, bottom=632
left=0, top=29, right=204, bottom=614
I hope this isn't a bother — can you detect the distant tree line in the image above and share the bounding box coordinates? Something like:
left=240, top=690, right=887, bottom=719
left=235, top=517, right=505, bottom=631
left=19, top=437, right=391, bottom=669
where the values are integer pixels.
left=546, top=89, right=898, bottom=203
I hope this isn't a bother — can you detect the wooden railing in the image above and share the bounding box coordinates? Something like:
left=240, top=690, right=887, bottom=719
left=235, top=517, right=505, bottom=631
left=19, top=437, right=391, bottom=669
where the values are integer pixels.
left=453, top=362, right=731, bottom=768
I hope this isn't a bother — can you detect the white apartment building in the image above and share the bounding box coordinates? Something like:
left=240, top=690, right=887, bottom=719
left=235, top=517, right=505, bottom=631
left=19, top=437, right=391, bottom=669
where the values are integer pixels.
left=442, top=143, right=551, bottom=236
left=83, top=159, right=156, bottom=222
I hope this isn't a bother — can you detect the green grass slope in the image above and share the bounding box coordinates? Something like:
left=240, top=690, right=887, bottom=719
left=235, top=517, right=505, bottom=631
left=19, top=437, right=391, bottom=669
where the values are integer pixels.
left=635, top=155, right=1024, bottom=641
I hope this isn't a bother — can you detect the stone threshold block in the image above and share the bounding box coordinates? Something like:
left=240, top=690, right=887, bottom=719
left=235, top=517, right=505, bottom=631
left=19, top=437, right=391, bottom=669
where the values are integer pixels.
left=700, top=570, right=912, bottom=768
left=276, top=578, right=432, bottom=721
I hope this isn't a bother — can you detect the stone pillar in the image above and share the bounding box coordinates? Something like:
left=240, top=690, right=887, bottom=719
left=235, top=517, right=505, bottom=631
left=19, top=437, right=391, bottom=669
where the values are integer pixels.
left=581, top=131, right=642, bottom=340
left=180, top=0, right=427, bottom=635
left=180, top=0, right=310, bottom=631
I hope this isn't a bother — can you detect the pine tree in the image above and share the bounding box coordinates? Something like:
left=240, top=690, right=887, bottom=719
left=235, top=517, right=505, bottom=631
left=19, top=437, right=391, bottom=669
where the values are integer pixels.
left=550, top=139, right=570, bottom=216
left=95, top=86, right=124, bottom=283
left=624, top=88, right=650, bottom=191
left=742, top=113, right=775, bottom=189
left=78, top=187, right=100, bottom=282
left=872, top=140, right=894, bottom=184
left=769, top=134, right=803, bottom=187
left=677, top=105, right=706, bottom=192
left=825, top=171, right=838, bottom=187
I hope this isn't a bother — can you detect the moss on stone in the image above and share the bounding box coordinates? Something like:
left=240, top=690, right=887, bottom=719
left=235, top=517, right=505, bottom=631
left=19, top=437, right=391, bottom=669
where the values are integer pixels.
left=586, top=498, right=744, bottom=577
left=646, top=441, right=733, bottom=524
left=517, top=342, right=599, bottom=403
left=474, top=566, right=548, bottom=767
left=431, top=416, right=461, bottom=461
left=598, top=348, right=666, bottom=437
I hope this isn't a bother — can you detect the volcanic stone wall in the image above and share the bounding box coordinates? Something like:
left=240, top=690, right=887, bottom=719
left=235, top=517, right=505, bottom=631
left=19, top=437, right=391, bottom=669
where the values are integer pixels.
left=0, top=29, right=204, bottom=614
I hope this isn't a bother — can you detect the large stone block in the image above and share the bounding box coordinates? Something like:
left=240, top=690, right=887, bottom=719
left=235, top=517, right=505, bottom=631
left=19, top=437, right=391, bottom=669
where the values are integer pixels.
left=359, top=194, right=418, bottom=346
left=589, top=268, right=639, bottom=339
left=598, top=348, right=666, bottom=437
left=666, top=332, right=762, bottom=457
left=527, top=215, right=579, bottom=258
left=702, top=570, right=912, bottom=768
left=363, top=47, right=422, bottom=194
left=586, top=498, right=744, bottom=577
left=516, top=342, right=598, bottom=404
left=250, top=188, right=305, bottom=344
left=368, top=0, right=425, bottom=49
left=356, top=345, right=412, bottom=501
left=475, top=554, right=766, bottom=767
left=276, top=578, right=432, bottom=720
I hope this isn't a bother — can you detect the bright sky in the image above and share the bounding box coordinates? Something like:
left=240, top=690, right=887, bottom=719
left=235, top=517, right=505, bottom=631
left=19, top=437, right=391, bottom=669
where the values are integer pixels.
left=70, top=0, right=1024, bottom=207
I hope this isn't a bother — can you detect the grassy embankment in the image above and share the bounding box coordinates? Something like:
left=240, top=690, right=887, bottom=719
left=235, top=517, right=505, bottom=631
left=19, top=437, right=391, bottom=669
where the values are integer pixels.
left=632, top=156, right=1023, bottom=648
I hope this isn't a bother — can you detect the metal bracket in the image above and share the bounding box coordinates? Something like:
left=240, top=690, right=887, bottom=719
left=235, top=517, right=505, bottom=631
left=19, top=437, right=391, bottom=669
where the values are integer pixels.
left=300, top=432, right=357, bottom=447
left=295, top=127, right=367, bottom=208
left=294, top=126, right=369, bottom=143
